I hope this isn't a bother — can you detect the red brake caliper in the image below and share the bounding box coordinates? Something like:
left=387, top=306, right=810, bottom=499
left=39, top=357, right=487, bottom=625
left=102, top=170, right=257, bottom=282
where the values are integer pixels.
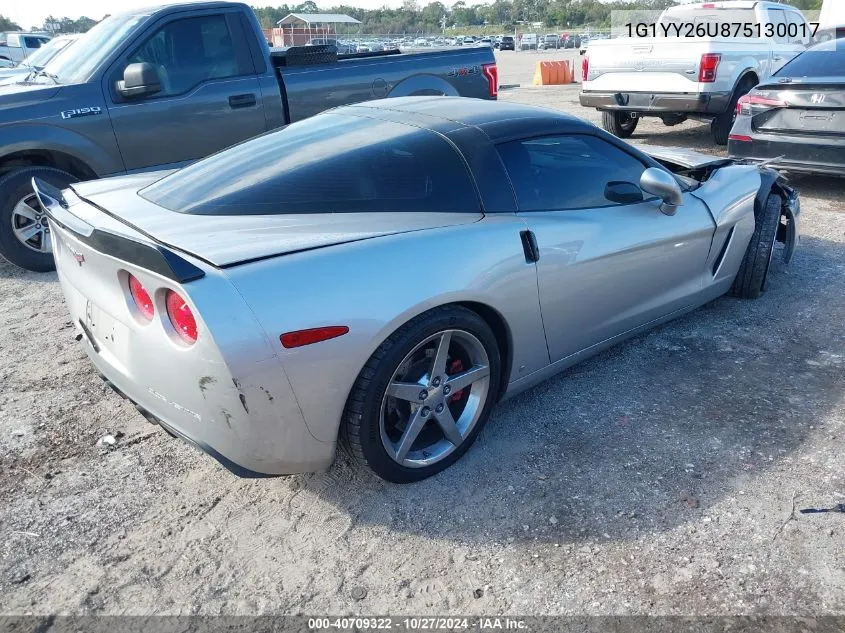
left=447, top=359, right=465, bottom=402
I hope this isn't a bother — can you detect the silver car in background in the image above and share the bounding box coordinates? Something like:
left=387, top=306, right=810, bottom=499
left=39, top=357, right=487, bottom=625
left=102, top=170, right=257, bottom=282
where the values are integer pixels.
left=39, top=98, right=799, bottom=483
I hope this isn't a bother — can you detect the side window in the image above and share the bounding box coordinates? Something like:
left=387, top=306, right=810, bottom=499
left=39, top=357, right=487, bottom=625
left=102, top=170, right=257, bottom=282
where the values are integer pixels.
left=767, top=9, right=788, bottom=43
left=497, top=134, right=650, bottom=211
left=126, top=15, right=240, bottom=97
left=786, top=11, right=810, bottom=46
left=24, top=37, right=45, bottom=49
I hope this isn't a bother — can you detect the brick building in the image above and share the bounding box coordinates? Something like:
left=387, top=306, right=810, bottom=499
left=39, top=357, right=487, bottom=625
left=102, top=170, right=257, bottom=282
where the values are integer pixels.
left=271, top=13, right=361, bottom=47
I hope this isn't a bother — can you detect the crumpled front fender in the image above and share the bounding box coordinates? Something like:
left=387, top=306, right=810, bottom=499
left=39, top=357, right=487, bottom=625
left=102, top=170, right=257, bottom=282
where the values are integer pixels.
left=758, top=167, right=800, bottom=264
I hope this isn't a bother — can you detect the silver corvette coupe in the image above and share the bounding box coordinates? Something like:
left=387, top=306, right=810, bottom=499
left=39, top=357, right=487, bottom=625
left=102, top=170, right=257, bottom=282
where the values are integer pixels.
left=38, top=97, right=800, bottom=482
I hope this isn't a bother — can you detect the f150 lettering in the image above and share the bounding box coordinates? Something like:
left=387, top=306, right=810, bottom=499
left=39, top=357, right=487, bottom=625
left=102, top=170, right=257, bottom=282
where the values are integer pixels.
left=60, top=106, right=102, bottom=119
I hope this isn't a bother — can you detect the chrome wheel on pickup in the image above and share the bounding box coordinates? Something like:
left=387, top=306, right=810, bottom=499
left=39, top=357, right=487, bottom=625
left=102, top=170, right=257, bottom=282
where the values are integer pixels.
left=11, top=193, right=52, bottom=255
left=0, top=166, right=77, bottom=272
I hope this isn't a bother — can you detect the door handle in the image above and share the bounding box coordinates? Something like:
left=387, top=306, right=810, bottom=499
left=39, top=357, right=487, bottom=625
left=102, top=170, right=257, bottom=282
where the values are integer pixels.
left=520, top=230, right=540, bottom=263
left=228, top=93, right=256, bottom=109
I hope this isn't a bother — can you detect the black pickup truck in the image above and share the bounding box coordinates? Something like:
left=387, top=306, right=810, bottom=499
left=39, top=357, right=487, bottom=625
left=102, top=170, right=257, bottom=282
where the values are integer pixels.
left=0, top=1, right=498, bottom=271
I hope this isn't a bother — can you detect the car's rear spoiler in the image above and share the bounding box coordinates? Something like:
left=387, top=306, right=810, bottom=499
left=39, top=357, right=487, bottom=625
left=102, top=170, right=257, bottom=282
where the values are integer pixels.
left=33, top=177, right=205, bottom=283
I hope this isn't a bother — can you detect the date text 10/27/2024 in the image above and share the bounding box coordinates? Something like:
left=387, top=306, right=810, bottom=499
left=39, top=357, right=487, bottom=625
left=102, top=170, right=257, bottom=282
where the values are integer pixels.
left=308, top=617, right=528, bottom=630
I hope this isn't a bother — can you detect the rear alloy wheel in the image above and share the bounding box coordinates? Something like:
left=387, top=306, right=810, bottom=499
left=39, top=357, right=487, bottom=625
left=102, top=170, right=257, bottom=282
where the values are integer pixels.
left=0, top=166, right=78, bottom=272
left=601, top=110, right=639, bottom=138
left=730, top=193, right=782, bottom=299
left=343, top=306, right=501, bottom=482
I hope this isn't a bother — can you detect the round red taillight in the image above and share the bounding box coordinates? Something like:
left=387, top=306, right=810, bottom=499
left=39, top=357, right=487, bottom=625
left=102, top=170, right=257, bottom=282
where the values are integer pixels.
left=165, top=290, right=197, bottom=344
left=128, top=274, right=154, bottom=322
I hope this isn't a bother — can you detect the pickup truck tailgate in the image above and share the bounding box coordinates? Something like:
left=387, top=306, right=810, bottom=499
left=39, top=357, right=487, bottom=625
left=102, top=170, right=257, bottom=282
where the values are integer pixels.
left=584, top=39, right=710, bottom=93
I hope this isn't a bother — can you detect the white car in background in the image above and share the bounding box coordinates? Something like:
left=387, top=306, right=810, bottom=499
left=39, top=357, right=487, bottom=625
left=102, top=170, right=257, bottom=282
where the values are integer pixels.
left=520, top=33, right=538, bottom=50
left=580, top=1, right=811, bottom=145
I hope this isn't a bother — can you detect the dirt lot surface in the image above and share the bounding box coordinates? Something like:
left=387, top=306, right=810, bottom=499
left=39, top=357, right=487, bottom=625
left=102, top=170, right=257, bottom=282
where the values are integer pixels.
left=1, top=50, right=844, bottom=617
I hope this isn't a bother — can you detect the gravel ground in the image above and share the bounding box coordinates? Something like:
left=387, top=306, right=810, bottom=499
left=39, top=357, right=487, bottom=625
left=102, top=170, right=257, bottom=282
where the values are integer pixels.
left=1, top=50, right=844, bottom=617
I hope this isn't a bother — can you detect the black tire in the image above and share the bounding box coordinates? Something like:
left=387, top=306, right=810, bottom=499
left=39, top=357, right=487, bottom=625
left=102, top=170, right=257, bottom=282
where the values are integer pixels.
left=711, top=78, right=756, bottom=146
left=730, top=193, right=781, bottom=299
left=0, top=166, right=78, bottom=272
left=342, top=305, right=502, bottom=483
left=601, top=110, right=639, bottom=138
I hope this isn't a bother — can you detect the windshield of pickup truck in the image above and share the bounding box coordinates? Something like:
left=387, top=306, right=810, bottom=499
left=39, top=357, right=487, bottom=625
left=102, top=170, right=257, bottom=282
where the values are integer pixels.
left=37, top=13, right=149, bottom=84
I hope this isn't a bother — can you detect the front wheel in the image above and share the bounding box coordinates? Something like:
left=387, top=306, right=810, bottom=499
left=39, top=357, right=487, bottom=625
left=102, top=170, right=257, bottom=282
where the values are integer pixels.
left=601, top=110, right=639, bottom=138
left=730, top=193, right=782, bottom=299
left=0, top=166, right=78, bottom=272
left=342, top=306, right=501, bottom=483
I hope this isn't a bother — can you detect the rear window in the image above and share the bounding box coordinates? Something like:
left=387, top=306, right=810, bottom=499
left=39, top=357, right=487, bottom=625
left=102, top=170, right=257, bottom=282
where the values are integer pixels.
left=502, top=36, right=514, bottom=41
left=140, top=113, right=479, bottom=215
left=775, top=43, right=845, bottom=78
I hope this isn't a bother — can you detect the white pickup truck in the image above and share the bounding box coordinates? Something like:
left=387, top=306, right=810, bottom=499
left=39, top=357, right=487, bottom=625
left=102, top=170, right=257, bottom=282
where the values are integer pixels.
left=0, top=32, right=52, bottom=65
left=579, top=1, right=811, bottom=144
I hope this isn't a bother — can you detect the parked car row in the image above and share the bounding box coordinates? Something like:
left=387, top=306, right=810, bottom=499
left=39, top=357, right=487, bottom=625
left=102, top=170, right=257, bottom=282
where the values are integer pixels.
left=329, top=32, right=597, bottom=53
left=518, top=32, right=596, bottom=51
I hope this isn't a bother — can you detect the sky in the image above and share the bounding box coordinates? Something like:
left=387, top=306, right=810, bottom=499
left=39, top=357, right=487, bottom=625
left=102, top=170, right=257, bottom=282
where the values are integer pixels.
left=7, top=0, right=404, bottom=29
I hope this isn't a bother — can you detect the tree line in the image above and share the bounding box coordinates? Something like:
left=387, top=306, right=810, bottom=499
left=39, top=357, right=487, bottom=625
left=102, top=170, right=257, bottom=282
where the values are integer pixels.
left=2, top=0, right=824, bottom=37
left=252, top=0, right=822, bottom=33
left=1, top=14, right=98, bottom=33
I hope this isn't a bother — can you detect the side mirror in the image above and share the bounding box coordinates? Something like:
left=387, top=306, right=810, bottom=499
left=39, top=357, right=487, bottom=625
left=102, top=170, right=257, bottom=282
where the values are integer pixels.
left=117, top=62, right=161, bottom=98
left=640, top=167, right=683, bottom=216
left=604, top=181, right=643, bottom=205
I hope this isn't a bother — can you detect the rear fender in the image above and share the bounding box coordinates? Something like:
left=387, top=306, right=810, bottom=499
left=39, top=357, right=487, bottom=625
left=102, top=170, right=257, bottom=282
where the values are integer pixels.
left=225, top=216, right=549, bottom=444
left=733, top=68, right=759, bottom=94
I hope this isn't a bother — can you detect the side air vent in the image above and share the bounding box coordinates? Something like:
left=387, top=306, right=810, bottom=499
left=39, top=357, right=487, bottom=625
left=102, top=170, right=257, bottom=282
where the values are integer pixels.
left=712, top=226, right=735, bottom=277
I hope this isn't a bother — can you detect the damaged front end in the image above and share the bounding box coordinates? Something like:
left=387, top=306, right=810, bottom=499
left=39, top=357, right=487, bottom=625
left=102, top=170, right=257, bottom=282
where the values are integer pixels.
left=757, top=167, right=800, bottom=265
left=640, top=145, right=800, bottom=265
